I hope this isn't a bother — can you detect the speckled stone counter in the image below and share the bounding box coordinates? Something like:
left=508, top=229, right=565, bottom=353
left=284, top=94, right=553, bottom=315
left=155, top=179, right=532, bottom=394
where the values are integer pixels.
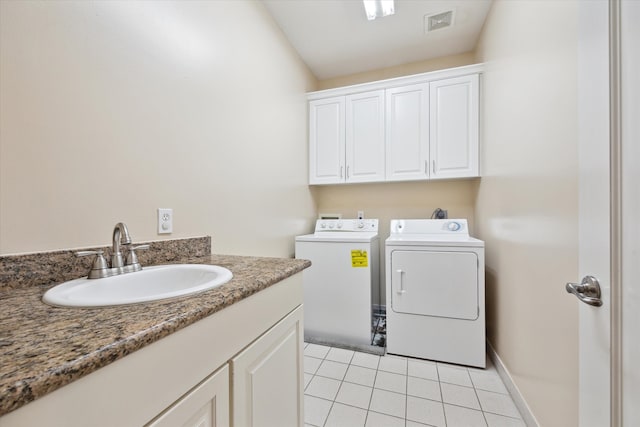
left=0, top=252, right=310, bottom=417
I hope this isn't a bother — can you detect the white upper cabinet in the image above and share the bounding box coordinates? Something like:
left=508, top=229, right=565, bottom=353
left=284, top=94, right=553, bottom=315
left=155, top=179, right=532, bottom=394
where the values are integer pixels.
left=309, top=96, right=345, bottom=184
left=345, top=90, right=385, bottom=183
left=308, top=64, right=482, bottom=185
left=385, top=83, right=430, bottom=181
left=429, top=74, right=479, bottom=179
left=309, top=91, right=384, bottom=184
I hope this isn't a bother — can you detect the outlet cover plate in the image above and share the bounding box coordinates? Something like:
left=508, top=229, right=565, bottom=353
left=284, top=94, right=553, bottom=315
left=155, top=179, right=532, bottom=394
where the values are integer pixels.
left=158, top=208, right=173, bottom=234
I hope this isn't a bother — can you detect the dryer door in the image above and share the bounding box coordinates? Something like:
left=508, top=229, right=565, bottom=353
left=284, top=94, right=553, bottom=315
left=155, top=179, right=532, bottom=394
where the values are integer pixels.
left=390, top=250, right=479, bottom=320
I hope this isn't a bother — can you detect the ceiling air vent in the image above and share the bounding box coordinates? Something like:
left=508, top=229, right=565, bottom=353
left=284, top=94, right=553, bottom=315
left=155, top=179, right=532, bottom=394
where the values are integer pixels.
left=424, top=10, right=454, bottom=33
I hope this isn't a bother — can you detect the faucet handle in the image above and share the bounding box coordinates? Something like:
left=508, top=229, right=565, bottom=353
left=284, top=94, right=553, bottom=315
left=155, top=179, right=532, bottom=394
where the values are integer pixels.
left=125, top=244, right=150, bottom=268
left=129, top=244, right=150, bottom=251
left=75, top=250, right=104, bottom=257
left=75, top=250, right=109, bottom=278
left=76, top=250, right=108, bottom=268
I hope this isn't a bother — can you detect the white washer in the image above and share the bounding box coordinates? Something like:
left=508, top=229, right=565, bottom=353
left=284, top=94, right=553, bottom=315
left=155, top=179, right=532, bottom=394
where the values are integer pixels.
left=295, top=219, right=379, bottom=348
left=385, top=219, right=485, bottom=368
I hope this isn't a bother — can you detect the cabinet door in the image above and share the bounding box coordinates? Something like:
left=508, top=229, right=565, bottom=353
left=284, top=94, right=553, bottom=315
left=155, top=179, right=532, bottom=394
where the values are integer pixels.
left=309, top=97, right=345, bottom=184
left=385, top=83, right=430, bottom=181
left=429, top=74, right=479, bottom=179
left=232, top=306, right=304, bottom=427
left=345, top=90, right=385, bottom=183
left=146, top=365, right=229, bottom=427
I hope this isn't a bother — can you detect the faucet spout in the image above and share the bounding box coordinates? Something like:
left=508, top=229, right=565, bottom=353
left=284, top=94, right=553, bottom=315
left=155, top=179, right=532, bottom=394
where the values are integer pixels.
left=111, top=222, right=131, bottom=269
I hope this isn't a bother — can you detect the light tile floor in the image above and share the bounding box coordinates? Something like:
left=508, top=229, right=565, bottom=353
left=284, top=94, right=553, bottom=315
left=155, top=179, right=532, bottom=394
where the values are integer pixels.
left=304, top=343, right=527, bottom=427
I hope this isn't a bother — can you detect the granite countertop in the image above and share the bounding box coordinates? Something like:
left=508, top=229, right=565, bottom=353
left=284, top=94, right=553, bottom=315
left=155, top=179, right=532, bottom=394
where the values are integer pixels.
left=0, top=254, right=310, bottom=417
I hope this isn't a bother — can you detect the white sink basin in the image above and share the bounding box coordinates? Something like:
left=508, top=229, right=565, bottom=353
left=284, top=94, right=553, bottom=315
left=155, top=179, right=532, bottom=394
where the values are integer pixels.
left=43, top=264, right=233, bottom=308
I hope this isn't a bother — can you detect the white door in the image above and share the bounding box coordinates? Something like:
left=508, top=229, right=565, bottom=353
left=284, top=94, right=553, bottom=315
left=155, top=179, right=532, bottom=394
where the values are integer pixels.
left=385, top=83, right=429, bottom=181
left=575, top=1, right=613, bottom=426
left=429, top=74, right=479, bottom=179
left=345, top=90, right=386, bottom=183
left=309, top=96, right=345, bottom=184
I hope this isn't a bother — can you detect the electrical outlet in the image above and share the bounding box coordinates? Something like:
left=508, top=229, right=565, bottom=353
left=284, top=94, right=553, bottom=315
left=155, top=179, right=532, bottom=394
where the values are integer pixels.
left=357, top=210, right=365, bottom=220
left=158, top=208, right=173, bottom=234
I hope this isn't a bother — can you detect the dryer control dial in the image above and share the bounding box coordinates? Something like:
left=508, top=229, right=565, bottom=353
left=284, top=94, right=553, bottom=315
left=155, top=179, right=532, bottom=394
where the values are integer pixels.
left=447, top=221, right=461, bottom=231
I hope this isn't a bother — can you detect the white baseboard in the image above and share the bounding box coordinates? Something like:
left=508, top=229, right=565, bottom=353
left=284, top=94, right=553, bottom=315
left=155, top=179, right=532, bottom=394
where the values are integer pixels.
left=487, top=341, right=540, bottom=427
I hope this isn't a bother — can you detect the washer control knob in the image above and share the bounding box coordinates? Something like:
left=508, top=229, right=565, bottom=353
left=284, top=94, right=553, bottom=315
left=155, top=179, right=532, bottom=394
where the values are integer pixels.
left=337, top=221, right=343, bottom=229
left=329, top=222, right=335, bottom=229
left=447, top=221, right=461, bottom=231
left=358, top=221, right=365, bottom=229
left=320, top=222, right=326, bottom=229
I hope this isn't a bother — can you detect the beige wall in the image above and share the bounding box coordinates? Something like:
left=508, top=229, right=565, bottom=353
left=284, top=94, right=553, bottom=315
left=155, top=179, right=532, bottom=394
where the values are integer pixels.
left=317, top=52, right=476, bottom=90
left=0, top=0, right=317, bottom=257
left=474, top=1, right=579, bottom=426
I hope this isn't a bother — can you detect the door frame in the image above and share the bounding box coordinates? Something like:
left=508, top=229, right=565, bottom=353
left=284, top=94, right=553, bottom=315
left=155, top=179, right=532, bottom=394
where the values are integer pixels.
left=609, top=0, right=623, bottom=424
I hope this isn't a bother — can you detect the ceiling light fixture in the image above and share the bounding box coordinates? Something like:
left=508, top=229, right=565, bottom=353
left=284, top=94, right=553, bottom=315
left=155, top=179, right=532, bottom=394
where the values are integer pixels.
left=363, top=0, right=395, bottom=21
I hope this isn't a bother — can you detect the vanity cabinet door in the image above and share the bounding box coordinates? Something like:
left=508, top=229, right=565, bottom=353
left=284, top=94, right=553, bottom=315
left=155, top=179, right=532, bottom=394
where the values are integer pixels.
left=146, top=365, right=230, bottom=427
left=231, top=306, right=304, bottom=427
left=429, top=74, right=479, bottom=179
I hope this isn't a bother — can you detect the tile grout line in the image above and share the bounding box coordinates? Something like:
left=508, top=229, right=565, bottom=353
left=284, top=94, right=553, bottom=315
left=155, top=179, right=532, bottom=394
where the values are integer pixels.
left=404, top=358, right=409, bottom=427
left=305, top=343, right=524, bottom=427
left=364, top=354, right=381, bottom=426
left=469, top=372, right=490, bottom=427
left=320, top=349, right=335, bottom=427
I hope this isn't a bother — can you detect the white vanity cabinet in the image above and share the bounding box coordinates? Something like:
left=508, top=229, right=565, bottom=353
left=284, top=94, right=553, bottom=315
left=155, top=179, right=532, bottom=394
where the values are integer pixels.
left=148, top=305, right=304, bottom=427
left=309, top=90, right=385, bottom=184
left=0, top=274, right=304, bottom=427
left=232, top=306, right=304, bottom=427
left=147, top=365, right=230, bottom=427
left=307, top=64, right=482, bottom=185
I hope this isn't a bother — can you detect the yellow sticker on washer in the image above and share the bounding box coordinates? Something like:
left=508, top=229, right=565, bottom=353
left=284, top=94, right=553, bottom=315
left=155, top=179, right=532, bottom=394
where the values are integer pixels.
left=351, top=250, right=368, bottom=267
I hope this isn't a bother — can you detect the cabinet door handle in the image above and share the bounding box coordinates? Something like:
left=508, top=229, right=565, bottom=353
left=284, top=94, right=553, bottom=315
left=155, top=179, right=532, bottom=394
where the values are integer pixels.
left=340, top=166, right=344, bottom=178
left=346, top=166, right=350, bottom=179
left=432, top=160, right=436, bottom=174
left=424, top=161, right=428, bottom=174
left=396, top=269, right=406, bottom=294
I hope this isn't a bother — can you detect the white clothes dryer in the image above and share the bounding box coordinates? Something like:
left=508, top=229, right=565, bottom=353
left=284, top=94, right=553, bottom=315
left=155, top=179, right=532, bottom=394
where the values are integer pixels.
left=385, top=219, right=485, bottom=368
left=296, top=219, right=379, bottom=349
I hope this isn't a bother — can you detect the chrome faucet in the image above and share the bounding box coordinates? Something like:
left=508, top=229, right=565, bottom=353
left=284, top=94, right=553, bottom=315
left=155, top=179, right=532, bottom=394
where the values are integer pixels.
left=76, top=222, right=149, bottom=279
left=111, top=222, right=132, bottom=270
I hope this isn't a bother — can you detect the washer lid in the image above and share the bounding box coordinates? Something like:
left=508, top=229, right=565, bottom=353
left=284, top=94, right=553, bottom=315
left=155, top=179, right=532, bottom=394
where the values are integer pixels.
left=296, top=232, right=379, bottom=243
